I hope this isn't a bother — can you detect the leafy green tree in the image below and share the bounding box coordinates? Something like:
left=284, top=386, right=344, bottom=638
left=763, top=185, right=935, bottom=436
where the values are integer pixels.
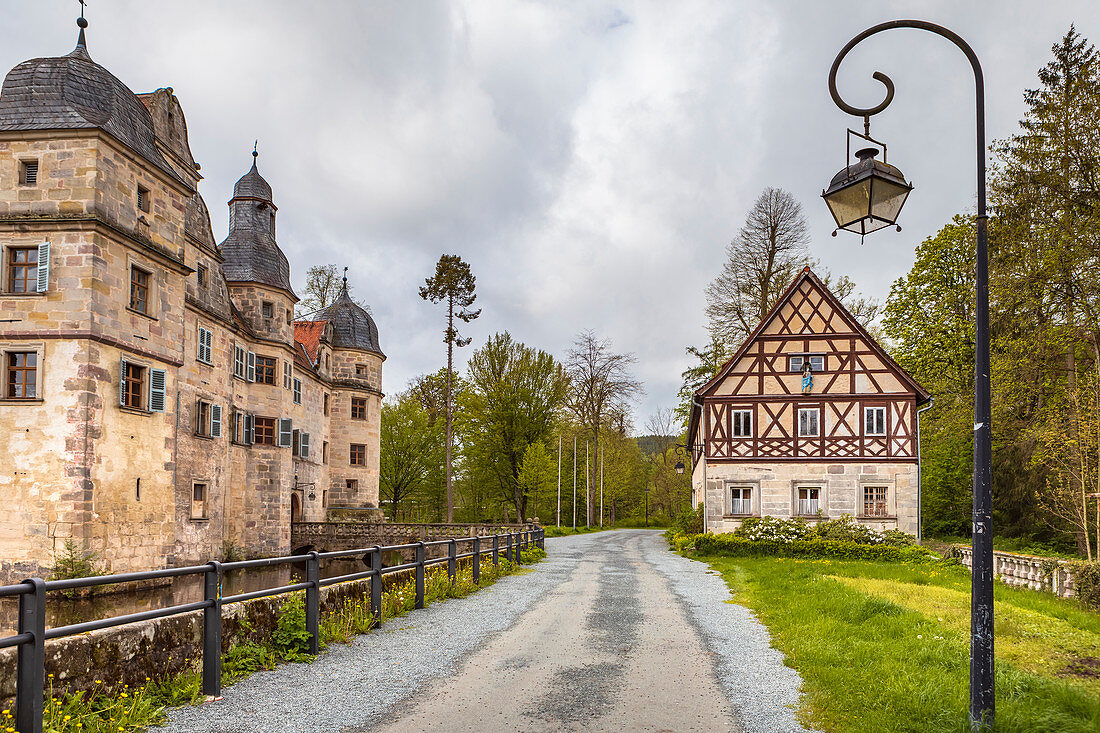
left=380, top=393, right=444, bottom=521
left=459, top=333, right=569, bottom=520
left=519, top=441, right=556, bottom=524
left=420, top=254, right=482, bottom=522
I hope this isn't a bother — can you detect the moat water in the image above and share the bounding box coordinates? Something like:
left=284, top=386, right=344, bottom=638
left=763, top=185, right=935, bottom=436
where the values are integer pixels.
left=0, top=555, right=382, bottom=637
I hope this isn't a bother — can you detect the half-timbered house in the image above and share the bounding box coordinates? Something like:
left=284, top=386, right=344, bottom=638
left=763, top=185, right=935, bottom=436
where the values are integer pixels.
left=686, top=268, right=930, bottom=535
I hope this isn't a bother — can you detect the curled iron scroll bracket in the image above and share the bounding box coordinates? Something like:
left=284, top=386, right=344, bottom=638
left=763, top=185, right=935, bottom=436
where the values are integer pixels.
left=828, top=20, right=984, bottom=132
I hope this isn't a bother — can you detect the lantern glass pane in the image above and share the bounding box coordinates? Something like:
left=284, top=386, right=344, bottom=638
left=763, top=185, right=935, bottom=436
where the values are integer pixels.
left=824, top=179, right=871, bottom=229
left=870, top=176, right=911, bottom=224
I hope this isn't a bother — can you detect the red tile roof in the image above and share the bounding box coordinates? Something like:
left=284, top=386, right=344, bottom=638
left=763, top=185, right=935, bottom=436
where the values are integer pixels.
left=293, top=321, right=326, bottom=364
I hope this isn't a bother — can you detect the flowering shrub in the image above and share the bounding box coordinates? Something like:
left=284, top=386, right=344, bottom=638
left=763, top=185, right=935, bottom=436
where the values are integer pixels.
left=734, top=516, right=814, bottom=543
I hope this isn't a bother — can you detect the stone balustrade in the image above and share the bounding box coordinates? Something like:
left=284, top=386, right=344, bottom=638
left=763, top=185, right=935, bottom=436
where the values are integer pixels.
left=954, top=546, right=1076, bottom=598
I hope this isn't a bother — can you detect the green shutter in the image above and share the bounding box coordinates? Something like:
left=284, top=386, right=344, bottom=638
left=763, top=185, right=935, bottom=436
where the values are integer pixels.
left=149, top=368, right=166, bottom=412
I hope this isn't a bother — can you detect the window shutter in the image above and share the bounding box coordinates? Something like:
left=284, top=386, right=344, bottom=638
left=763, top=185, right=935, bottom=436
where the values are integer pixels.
left=148, top=368, right=166, bottom=412
left=244, top=413, right=254, bottom=444
left=198, top=328, right=212, bottom=363
left=119, top=357, right=128, bottom=406
left=36, top=242, right=50, bottom=292
left=293, top=378, right=301, bottom=404
left=278, top=418, right=292, bottom=447
left=301, top=432, right=310, bottom=459
left=211, top=404, right=222, bottom=438
left=246, top=352, right=256, bottom=382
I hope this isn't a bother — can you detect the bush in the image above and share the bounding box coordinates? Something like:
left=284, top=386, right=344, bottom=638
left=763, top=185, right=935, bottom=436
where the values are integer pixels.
left=48, top=539, right=104, bottom=581
left=814, top=515, right=884, bottom=544
left=880, top=529, right=916, bottom=547
left=1069, top=560, right=1100, bottom=609
left=734, top=516, right=813, bottom=542
left=673, top=504, right=704, bottom=536
left=271, top=594, right=313, bottom=660
left=693, top=533, right=936, bottom=563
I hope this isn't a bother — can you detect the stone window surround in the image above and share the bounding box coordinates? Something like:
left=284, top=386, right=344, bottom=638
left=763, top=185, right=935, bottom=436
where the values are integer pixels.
left=3, top=243, right=39, bottom=294
left=18, top=157, right=38, bottom=187
left=723, top=480, right=758, bottom=517
left=119, top=357, right=151, bottom=414
left=791, top=481, right=827, bottom=519
left=126, top=256, right=158, bottom=320
left=858, top=480, right=896, bottom=519
left=190, top=480, right=209, bottom=521
left=0, top=341, right=44, bottom=402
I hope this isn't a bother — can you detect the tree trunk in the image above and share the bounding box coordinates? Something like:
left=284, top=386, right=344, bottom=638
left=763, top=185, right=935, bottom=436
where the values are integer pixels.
left=445, top=295, right=454, bottom=523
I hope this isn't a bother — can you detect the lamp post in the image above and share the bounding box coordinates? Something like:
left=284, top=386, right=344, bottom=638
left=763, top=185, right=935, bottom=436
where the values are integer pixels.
left=823, top=20, right=992, bottom=730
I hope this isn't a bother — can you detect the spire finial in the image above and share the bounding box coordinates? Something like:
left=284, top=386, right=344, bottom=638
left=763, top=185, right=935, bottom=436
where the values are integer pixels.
left=252, top=140, right=259, bottom=160
left=342, top=266, right=349, bottom=293
left=75, top=0, right=89, bottom=53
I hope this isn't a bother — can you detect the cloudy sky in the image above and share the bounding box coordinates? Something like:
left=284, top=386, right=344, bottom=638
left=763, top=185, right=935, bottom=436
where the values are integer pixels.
left=2, top=1, right=1097, bottom=429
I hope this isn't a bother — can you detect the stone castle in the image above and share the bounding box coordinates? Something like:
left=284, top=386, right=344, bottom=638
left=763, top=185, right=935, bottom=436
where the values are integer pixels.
left=0, top=23, right=383, bottom=583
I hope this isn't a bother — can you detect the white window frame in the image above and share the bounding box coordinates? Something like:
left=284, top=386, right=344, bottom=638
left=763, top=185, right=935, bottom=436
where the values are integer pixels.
left=728, top=485, right=753, bottom=516
left=283, top=362, right=292, bottom=390
left=864, top=406, right=887, bottom=436
left=732, top=409, right=752, bottom=438
left=233, top=345, right=246, bottom=379
left=293, top=377, right=302, bottom=405
left=790, top=354, right=825, bottom=372
left=798, top=408, right=820, bottom=437
left=795, top=485, right=824, bottom=517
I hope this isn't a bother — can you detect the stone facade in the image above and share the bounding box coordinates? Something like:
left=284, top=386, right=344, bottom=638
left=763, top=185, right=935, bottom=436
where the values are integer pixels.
left=0, top=29, right=384, bottom=583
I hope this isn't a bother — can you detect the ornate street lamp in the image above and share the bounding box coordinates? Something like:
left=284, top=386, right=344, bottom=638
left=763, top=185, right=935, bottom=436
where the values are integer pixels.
left=825, top=20, right=994, bottom=731
left=822, top=142, right=913, bottom=239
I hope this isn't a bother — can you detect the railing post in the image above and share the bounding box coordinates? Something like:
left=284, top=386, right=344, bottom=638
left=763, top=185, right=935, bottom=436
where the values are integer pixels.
left=493, top=534, right=499, bottom=566
left=506, top=532, right=513, bottom=563
left=473, top=537, right=481, bottom=585
left=371, top=545, right=382, bottom=626
left=415, top=542, right=425, bottom=609
left=202, top=561, right=222, bottom=699
left=448, top=539, right=457, bottom=585
left=16, top=577, right=45, bottom=733
left=539, top=528, right=545, bottom=550
left=306, top=551, right=320, bottom=655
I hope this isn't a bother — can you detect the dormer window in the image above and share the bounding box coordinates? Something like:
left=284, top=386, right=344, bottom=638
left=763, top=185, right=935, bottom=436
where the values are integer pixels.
left=137, top=185, right=150, bottom=213
left=19, top=160, right=38, bottom=186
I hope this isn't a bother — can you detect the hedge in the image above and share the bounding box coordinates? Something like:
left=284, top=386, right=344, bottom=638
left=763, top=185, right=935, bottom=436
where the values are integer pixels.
left=691, top=533, right=937, bottom=563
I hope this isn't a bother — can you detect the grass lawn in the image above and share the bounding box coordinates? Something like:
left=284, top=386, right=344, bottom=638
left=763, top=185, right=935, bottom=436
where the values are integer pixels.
left=695, top=553, right=1100, bottom=732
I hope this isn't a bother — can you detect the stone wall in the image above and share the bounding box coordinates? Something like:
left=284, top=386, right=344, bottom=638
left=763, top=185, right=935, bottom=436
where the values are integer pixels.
left=702, top=461, right=918, bottom=535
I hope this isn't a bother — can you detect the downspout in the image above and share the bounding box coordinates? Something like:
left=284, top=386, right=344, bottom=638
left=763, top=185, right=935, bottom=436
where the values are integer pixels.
left=915, top=397, right=935, bottom=545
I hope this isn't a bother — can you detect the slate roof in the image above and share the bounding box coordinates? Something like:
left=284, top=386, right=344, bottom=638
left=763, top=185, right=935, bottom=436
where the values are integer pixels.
left=234, top=158, right=273, bottom=200
left=0, top=29, right=183, bottom=185
left=218, top=156, right=295, bottom=295
left=316, top=285, right=383, bottom=356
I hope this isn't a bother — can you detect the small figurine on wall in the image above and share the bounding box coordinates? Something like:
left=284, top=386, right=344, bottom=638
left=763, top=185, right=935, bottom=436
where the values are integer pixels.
left=801, top=362, right=813, bottom=393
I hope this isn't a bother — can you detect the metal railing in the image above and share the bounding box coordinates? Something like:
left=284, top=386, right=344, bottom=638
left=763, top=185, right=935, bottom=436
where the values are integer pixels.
left=2, top=527, right=544, bottom=733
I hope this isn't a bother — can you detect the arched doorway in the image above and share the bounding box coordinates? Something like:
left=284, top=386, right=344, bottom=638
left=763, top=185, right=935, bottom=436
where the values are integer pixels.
left=291, top=492, right=302, bottom=523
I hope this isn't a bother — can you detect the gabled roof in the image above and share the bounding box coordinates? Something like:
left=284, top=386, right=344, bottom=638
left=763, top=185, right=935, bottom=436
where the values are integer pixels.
left=293, top=320, right=326, bottom=365
left=687, top=267, right=930, bottom=449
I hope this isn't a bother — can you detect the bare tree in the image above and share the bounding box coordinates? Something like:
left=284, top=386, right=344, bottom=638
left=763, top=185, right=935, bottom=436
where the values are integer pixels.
left=705, top=187, right=810, bottom=346
left=296, top=264, right=369, bottom=317
left=565, top=330, right=643, bottom=525
left=644, top=407, right=679, bottom=454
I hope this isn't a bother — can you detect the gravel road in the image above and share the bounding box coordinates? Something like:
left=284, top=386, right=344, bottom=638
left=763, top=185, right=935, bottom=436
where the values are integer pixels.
left=158, top=529, right=811, bottom=733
